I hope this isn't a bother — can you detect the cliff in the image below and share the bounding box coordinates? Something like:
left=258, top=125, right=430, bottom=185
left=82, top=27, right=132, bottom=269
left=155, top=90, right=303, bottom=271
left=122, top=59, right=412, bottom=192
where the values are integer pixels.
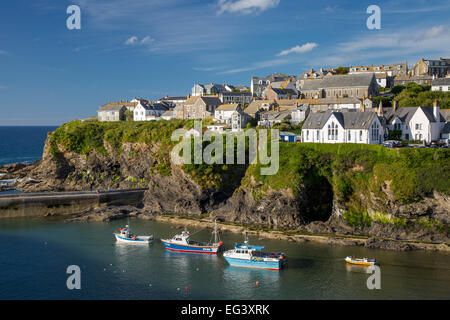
left=15, top=120, right=450, bottom=245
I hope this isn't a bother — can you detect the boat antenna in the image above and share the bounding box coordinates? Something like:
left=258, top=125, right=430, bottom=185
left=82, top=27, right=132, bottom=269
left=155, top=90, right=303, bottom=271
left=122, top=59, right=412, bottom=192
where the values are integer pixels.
left=214, top=219, right=219, bottom=243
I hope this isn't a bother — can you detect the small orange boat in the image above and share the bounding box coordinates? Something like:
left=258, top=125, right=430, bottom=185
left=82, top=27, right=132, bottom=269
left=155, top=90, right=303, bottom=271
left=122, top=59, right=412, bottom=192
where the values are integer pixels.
left=345, top=256, right=377, bottom=266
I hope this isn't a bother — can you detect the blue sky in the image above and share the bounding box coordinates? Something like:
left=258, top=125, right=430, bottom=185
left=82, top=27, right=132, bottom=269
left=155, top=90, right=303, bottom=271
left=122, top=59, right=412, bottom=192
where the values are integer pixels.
left=0, top=0, right=449, bottom=125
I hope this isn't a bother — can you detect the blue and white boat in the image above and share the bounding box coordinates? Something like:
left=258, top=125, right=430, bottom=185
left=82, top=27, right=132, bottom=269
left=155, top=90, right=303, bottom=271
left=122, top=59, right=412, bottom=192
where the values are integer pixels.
left=114, top=225, right=153, bottom=244
left=161, top=221, right=223, bottom=254
left=223, top=235, right=287, bottom=271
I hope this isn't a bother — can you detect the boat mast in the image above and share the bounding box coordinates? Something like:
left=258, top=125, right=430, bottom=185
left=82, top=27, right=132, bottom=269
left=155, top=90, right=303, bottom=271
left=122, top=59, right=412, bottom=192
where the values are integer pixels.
left=214, top=219, right=218, bottom=243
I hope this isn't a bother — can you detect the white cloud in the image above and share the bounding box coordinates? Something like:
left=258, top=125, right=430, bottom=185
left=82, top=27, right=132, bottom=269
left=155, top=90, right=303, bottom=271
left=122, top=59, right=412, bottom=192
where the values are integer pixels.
left=0, top=85, right=8, bottom=89
left=0, top=50, right=8, bottom=55
left=124, top=35, right=155, bottom=46
left=276, top=42, right=318, bottom=56
left=424, top=25, right=446, bottom=38
left=125, top=36, right=138, bottom=45
left=140, top=36, right=155, bottom=45
left=217, top=0, right=280, bottom=15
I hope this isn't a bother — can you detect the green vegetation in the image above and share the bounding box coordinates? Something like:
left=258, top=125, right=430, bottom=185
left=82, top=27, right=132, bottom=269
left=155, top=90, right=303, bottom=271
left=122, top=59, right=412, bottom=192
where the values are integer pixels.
left=335, top=66, right=349, bottom=74
left=245, top=143, right=449, bottom=207
left=393, top=83, right=450, bottom=108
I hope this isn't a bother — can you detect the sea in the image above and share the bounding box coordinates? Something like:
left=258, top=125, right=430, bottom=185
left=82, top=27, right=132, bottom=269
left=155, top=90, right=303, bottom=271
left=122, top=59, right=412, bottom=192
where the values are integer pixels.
left=0, top=126, right=449, bottom=300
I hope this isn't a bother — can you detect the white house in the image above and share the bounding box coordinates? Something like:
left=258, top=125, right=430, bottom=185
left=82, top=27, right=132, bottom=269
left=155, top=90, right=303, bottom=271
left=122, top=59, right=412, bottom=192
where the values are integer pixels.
left=302, top=111, right=384, bottom=144
left=214, top=104, right=248, bottom=131
left=133, top=102, right=168, bottom=121
left=382, top=100, right=445, bottom=143
left=431, top=78, right=450, bottom=92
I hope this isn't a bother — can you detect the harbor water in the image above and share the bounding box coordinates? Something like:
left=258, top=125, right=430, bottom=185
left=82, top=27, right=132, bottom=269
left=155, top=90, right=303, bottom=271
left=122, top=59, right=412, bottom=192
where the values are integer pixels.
left=0, top=218, right=448, bottom=300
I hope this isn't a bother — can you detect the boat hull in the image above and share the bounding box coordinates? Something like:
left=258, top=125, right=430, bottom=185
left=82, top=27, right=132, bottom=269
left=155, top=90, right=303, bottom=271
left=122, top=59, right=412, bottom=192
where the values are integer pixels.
left=161, top=240, right=220, bottom=254
left=224, top=257, right=285, bottom=270
left=115, top=234, right=153, bottom=244
left=345, top=259, right=375, bottom=266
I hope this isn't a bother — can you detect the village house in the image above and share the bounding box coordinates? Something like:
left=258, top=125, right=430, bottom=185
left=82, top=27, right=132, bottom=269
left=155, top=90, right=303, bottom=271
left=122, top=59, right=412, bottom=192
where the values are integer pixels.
left=192, top=83, right=229, bottom=96
left=431, top=77, right=450, bottom=92
left=98, top=103, right=127, bottom=122
left=299, top=73, right=378, bottom=99
left=290, top=105, right=310, bottom=126
left=133, top=102, right=168, bottom=121
left=381, top=100, right=445, bottom=143
left=156, top=96, right=187, bottom=108
left=258, top=109, right=292, bottom=128
left=175, top=96, right=222, bottom=119
left=214, top=104, right=248, bottom=132
left=219, top=91, right=253, bottom=105
left=302, top=111, right=384, bottom=144
left=264, top=86, right=299, bottom=100
left=348, top=62, right=408, bottom=77
left=409, top=58, right=450, bottom=78
left=394, top=74, right=433, bottom=86
left=251, top=73, right=296, bottom=98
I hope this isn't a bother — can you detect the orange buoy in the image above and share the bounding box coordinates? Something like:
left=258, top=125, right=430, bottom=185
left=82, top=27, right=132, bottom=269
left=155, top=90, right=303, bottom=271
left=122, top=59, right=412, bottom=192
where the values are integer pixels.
left=185, top=286, right=189, bottom=291
left=255, top=281, right=259, bottom=286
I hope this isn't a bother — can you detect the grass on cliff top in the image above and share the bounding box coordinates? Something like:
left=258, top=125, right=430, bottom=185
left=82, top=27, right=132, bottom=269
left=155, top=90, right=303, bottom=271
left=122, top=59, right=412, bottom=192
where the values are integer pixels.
left=49, top=119, right=198, bottom=156
left=246, top=143, right=450, bottom=204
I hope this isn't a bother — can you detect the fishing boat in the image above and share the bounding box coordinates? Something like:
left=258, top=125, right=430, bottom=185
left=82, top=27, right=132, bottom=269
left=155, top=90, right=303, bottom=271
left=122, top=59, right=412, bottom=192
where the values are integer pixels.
left=345, top=256, right=377, bottom=266
left=161, top=220, right=223, bottom=254
left=114, top=225, right=153, bottom=244
left=223, top=234, right=287, bottom=271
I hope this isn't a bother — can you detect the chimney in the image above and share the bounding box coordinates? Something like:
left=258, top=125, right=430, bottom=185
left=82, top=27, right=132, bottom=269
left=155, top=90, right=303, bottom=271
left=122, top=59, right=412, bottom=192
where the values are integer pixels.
left=433, top=100, right=440, bottom=121
left=393, top=100, right=398, bottom=111
left=360, top=101, right=365, bottom=112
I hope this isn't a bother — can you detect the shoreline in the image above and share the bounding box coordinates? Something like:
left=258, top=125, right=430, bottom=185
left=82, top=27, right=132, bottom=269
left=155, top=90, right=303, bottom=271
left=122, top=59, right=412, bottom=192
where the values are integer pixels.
left=154, top=215, right=450, bottom=253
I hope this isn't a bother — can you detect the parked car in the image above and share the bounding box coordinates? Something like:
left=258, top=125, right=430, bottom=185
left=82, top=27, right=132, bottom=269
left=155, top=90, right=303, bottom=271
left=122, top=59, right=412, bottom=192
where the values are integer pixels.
left=383, top=140, right=402, bottom=148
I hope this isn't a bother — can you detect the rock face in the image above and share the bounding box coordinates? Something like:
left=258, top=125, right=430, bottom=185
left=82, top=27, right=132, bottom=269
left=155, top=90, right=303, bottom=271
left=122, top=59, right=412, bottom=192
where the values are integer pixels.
left=211, top=187, right=308, bottom=230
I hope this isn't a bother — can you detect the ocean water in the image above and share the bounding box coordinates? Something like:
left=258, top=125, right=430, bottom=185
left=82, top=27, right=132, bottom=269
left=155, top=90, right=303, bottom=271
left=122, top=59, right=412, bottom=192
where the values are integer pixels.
left=0, top=218, right=449, bottom=300
left=0, top=126, right=58, bottom=167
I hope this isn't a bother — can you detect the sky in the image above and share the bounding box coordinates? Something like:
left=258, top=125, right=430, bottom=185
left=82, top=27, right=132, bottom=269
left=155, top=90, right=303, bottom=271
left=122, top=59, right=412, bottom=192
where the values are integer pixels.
left=0, top=0, right=449, bottom=125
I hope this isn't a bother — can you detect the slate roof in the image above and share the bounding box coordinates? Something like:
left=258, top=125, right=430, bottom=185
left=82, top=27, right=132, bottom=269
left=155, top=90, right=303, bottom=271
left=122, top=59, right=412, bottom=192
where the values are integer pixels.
left=382, top=107, right=445, bottom=124
left=442, top=122, right=450, bottom=134
left=301, top=73, right=375, bottom=90
left=98, top=103, right=128, bottom=111
left=432, top=78, right=450, bottom=86
left=216, top=104, right=240, bottom=111
left=302, top=111, right=377, bottom=130
left=260, top=109, right=292, bottom=121
left=220, top=91, right=252, bottom=97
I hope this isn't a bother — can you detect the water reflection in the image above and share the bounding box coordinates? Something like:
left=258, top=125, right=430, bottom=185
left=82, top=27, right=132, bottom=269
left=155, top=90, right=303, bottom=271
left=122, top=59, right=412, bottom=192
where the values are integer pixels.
left=345, top=263, right=374, bottom=274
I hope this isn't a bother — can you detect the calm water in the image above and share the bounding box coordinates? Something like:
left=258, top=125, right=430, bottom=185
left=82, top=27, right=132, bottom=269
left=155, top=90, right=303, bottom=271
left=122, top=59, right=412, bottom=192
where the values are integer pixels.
left=0, top=218, right=448, bottom=300
left=0, top=126, right=57, bottom=167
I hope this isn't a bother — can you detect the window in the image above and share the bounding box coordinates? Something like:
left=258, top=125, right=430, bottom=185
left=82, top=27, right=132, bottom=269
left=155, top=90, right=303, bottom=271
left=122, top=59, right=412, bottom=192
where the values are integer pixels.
left=371, top=123, right=380, bottom=141
left=317, top=130, right=320, bottom=140
left=359, top=131, right=363, bottom=141
left=306, top=130, right=310, bottom=140
left=348, top=131, right=351, bottom=141
left=328, top=122, right=338, bottom=140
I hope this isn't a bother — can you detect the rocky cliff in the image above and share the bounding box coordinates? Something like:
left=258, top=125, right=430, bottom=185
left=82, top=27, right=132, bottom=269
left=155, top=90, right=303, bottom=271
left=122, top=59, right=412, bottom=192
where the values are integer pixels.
left=11, top=120, right=450, bottom=245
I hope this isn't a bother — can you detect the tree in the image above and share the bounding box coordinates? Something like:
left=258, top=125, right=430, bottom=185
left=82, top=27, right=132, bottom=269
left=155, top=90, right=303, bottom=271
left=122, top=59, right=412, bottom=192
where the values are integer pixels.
left=391, top=85, right=405, bottom=95
left=125, top=110, right=134, bottom=122
left=335, top=66, right=349, bottom=74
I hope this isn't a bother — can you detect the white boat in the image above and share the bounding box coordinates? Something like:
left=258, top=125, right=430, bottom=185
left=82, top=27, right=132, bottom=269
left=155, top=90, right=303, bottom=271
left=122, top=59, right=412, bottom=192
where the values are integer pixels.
left=223, top=234, right=287, bottom=270
left=114, top=225, right=153, bottom=244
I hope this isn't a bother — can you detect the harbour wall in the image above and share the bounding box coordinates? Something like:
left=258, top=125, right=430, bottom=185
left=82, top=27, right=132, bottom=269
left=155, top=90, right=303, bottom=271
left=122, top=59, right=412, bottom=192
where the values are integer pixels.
left=0, top=189, right=147, bottom=219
